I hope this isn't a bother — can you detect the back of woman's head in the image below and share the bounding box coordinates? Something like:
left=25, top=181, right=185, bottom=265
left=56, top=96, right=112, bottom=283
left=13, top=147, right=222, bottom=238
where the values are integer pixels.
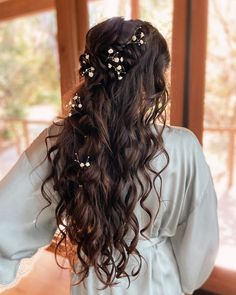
left=42, top=17, right=170, bottom=288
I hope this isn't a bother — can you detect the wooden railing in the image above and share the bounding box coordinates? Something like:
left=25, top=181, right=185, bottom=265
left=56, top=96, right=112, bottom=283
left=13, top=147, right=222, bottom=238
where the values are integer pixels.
left=0, top=118, right=52, bottom=155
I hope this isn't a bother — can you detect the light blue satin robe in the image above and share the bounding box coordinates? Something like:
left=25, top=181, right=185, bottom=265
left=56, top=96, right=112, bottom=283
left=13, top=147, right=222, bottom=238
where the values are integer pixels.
left=0, top=122, right=219, bottom=294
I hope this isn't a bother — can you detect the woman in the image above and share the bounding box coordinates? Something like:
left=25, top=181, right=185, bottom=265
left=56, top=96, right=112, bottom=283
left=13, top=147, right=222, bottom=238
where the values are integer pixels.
left=0, top=17, right=219, bottom=295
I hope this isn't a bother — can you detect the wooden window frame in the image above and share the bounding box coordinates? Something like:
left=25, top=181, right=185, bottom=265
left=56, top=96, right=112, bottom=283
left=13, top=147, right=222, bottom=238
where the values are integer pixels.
left=0, top=0, right=232, bottom=294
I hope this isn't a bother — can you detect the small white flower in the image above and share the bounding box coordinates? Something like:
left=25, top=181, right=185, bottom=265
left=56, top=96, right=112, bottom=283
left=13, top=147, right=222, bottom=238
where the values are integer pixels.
left=120, top=57, right=124, bottom=62
left=140, top=32, right=144, bottom=37
left=85, top=162, right=90, bottom=167
left=73, top=95, right=78, bottom=100
left=90, top=66, right=95, bottom=71
left=85, top=54, right=89, bottom=59
left=108, top=48, right=114, bottom=54
left=132, top=35, right=137, bottom=41
left=72, top=104, right=75, bottom=107
left=78, top=103, right=82, bottom=108
left=114, top=57, right=119, bottom=63
left=108, top=63, right=112, bottom=68
left=80, top=163, right=85, bottom=168
left=88, top=72, right=94, bottom=77
left=117, top=65, right=122, bottom=70
left=118, top=76, right=123, bottom=80
left=140, top=40, right=144, bottom=44
left=69, top=112, right=72, bottom=117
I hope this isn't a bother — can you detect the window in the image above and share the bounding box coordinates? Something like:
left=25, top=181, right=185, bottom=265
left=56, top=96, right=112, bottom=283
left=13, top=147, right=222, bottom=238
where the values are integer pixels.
left=0, top=11, right=60, bottom=179
left=204, top=0, right=236, bottom=274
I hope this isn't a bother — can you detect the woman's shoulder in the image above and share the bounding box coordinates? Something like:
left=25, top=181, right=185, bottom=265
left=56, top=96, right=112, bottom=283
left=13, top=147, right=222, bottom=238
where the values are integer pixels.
left=161, top=124, right=199, bottom=144
left=24, top=118, right=65, bottom=178
left=153, top=124, right=210, bottom=186
left=154, top=123, right=202, bottom=156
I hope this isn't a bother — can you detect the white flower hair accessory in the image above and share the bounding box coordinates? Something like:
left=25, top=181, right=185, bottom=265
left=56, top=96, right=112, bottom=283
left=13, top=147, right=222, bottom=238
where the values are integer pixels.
left=106, top=48, right=126, bottom=80
left=78, top=26, right=146, bottom=81
left=106, top=26, right=146, bottom=80
left=67, top=92, right=83, bottom=117
left=127, top=26, right=146, bottom=46
left=74, top=153, right=91, bottom=168
left=79, top=53, right=95, bottom=78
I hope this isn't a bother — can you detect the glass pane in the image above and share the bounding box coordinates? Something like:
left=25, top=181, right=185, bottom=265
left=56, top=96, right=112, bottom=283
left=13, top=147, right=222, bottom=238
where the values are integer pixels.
left=140, top=0, right=173, bottom=123
left=88, top=0, right=132, bottom=27
left=204, top=0, right=236, bottom=269
left=0, top=11, right=60, bottom=180
left=140, top=0, right=173, bottom=46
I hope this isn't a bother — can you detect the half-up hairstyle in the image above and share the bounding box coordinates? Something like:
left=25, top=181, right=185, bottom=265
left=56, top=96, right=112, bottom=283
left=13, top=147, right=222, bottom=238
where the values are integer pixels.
left=41, top=17, right=170, bottom=289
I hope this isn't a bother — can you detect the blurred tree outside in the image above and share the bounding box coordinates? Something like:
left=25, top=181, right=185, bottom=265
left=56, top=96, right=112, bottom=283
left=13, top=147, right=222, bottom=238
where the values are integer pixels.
left=0, top=11, right=60, bottom=142
left=204, top=0, right=236, bottom=190
left=0, top=11, right=60, bottom=178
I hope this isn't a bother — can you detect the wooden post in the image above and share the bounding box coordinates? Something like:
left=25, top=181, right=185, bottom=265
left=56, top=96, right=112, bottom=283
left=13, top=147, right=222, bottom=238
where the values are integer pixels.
left=170, top=0, right=208, bottom=144
left=55, top=0, right=88, bottom=114
left=187, top=0, right=208, bottom=144
left=131, top=0, right=139, bottom=19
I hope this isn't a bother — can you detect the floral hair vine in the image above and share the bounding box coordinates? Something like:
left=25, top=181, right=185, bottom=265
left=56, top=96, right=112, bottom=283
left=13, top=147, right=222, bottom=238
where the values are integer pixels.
left=78, top=26, right=146, bottom=80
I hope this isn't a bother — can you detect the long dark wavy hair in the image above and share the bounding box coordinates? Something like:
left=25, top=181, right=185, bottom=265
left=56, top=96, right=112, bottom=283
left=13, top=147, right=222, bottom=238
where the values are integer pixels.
left=41, top=17, right=170, bottom=289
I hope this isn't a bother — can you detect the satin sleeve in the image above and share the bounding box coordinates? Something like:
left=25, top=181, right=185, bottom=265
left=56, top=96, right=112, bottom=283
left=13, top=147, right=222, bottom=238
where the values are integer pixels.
left=0, top=127, right=58, bottom=285
left=170, top=160, right=219, bottom=294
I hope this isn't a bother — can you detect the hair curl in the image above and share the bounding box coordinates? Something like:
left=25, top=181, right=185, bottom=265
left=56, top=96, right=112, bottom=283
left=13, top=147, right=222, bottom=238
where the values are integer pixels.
left=41, top=17, right=170, bottom=289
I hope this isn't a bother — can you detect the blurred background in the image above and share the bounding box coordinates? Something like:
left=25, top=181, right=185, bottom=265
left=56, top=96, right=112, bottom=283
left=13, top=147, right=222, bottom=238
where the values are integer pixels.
left=0, top=0, right=235, bottom=294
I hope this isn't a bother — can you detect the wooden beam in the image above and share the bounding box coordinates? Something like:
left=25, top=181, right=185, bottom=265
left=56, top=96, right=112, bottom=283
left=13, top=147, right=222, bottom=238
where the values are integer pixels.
left=55, top=0, right=88, bottom=113
left=0, top=0, right=55, bottom=22
left=170, top=0, right=208, bottom=144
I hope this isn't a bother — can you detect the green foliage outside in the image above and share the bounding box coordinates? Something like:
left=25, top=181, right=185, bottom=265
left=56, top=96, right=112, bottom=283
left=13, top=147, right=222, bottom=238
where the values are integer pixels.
left=0, top=11, right=60, bottom=120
